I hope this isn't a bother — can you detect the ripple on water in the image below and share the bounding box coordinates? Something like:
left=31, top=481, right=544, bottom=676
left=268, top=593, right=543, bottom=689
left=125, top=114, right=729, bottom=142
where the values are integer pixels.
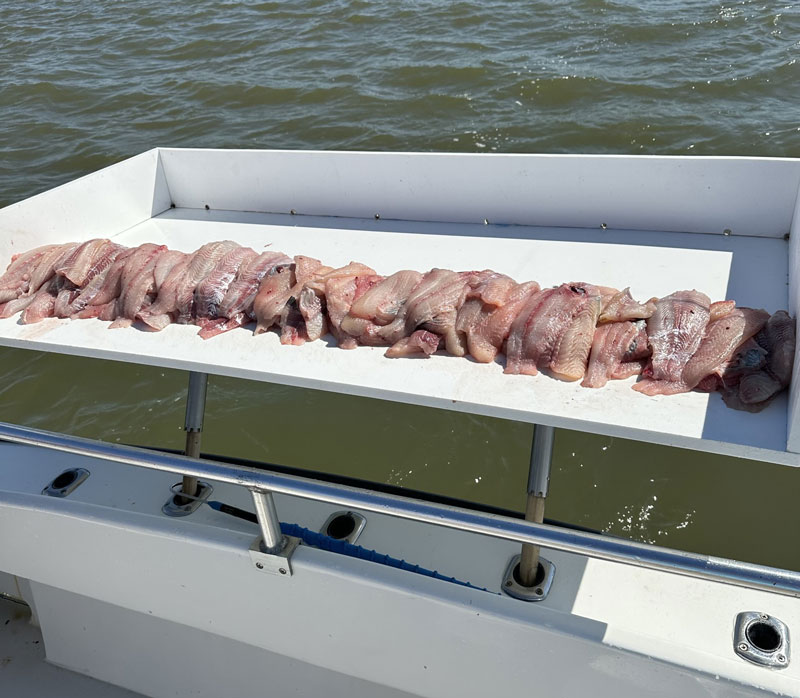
left=1, top=0, right=800, bottom=567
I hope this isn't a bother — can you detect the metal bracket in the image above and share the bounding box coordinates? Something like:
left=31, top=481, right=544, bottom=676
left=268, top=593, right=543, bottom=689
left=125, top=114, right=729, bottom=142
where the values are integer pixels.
left=502, top=553, right=556, bottom=602
left=162, top=480, right=213, bottom=517
left=249, top=535, right=300, bottom=577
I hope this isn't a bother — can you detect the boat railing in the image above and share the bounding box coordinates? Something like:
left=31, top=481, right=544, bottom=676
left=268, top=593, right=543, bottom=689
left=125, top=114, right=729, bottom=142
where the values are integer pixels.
left=1, top=420, right=799, bottom=598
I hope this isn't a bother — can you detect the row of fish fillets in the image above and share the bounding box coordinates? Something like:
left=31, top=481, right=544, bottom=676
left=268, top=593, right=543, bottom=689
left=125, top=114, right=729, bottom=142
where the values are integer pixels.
left=0, top=239, right=794, bottom=412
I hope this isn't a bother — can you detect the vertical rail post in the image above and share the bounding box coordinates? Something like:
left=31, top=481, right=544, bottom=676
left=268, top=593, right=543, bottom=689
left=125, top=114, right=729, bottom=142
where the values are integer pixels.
left=518, top=424, right=555, bottom=587
left=178, top=372, right=208, bottom=504
left=251, top=490, right=285, bottom=555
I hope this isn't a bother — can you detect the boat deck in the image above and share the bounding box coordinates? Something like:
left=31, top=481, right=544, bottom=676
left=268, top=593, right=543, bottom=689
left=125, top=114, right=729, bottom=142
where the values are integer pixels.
left=0, top=596, right=140, bottom=697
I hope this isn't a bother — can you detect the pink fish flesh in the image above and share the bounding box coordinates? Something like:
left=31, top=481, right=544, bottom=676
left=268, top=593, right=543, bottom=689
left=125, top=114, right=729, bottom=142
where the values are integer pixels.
left=55, top=239, right=112, bottom=286
left=0, top=245, right=64, bottom=302
left=195, top=246, right=257, bottom=322
left=582, top=321, right=645, bottom=388
left=637, top=290, right=710, bottom=386
left=505, top=283, right=601, bottom=380
left=385, top=330, right=441, bottom=358
left=598, top=288, right=656, bottom=324
left=636, top=306, right=767, bottom=396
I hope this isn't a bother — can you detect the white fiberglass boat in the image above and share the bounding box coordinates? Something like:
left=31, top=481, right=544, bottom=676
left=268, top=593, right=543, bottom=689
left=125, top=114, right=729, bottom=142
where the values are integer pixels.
left=0, top=149, right=799, bottom=697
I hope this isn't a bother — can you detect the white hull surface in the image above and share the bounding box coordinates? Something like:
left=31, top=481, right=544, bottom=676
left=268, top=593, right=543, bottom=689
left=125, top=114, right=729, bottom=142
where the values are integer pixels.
left=0, top=442, right=797, bottom=697
left=1, top=150, right=799, bottom=697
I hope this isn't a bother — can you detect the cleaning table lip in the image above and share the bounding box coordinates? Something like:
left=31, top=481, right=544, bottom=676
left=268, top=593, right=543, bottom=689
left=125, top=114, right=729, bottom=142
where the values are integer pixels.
left=0, top=204, right=792, bottom=466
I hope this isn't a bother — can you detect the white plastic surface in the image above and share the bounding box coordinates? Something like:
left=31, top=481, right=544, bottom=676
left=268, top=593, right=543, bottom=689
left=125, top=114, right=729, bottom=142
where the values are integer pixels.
left=0, top=445, right=794, bottom=697
left=0, top=597, right=140, bottom=697
left=159, top=148, right=800, bottom=237
left=0, top=149, right=797, bottom=465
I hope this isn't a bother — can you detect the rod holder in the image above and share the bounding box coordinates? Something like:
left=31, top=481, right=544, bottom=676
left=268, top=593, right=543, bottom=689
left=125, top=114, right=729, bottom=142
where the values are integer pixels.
left=179, top=372, right=208, bottom=503
left=184, top=372, right=209, bottom=434
left=527, top=424, right=555, bottom=498
left=503, top=554, right=556, bottom=602
left=517, top=425, right=555, bottom=589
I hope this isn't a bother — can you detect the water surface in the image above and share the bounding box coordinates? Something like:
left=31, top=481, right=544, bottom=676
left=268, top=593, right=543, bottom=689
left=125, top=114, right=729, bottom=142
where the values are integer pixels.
left=1, top=0, right=799, bottom=569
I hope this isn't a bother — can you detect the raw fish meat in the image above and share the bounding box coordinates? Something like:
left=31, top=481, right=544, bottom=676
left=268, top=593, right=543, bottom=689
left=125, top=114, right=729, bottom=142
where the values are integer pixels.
left=137, top=255, right=191, bottom=330
left=550, top=285, right=603, bottom=380
left=20, top=285, right=58, bottom=324
left=346, top=270, right=423, bottom=325
left=298, top=287, right=326, bottom=342
left=56, top=239, right=111, bottom=286
left=378, top=269, right=471, bottom=355
left=197, top=251, right=291, bottom=339
left=139, top=241, right=238, bottom=329
left=709, top=300, right=736, bottom=322
left=386, top=330, right=441, bottom=357
left=505, top=283, right=602, bottom=380
left=0, top=238, right=794, bottom=414
left=582, top=320, right=647, bottom=388
left=465, top=281, right=540, bottom=363
left=723, top=310, right=796, bottom=411
left=0, top=293, right=39, bottom=318
left=695, top=338, right=767, bottom=392
left=340, top=270, right=422, bottom=346
left=77, top=247, right=137, bottom=312
left=633, top=290, right=710, bottom=394
left=598, top=288, right=656, bottom=324
left=453, top=272, right=517, bottom=357
left=154, top=250, right=188, bottom=290
left=324, top=274, right=384, bottom=349
left=195, top=246, right=257, bottom=323
left=253, top=264, right=297, bottom=334
left=0, top=245, right=63, bottom=302
left=26, top=242, right=80, bottom=297
left=681, top=308, right=768, bottom=389
left=108, top=244, right=167, bottom=328
left=291, top=261, right=379, bottom=344
left=636, top=307, right=768, bottom=396
left=57, top=243, right=127, bottom=317
left=175, top=241, right=240, bottom=324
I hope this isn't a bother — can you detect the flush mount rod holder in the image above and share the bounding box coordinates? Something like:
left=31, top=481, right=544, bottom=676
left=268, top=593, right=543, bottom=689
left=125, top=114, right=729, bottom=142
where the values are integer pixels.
left=519, top=425, right=555, bottom=588
left=178, top=371, right=208, bottom=504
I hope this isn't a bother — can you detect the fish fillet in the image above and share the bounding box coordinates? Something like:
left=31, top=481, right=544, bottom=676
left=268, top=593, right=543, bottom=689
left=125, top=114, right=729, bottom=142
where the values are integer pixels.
left=385, top=330, right=441, bottom=358
left=505, top=283, right=600, bottom=379
left=598, top=288, right=656, bottom=324
left=636, top=290, right=710, bottom=389
left=195, top=246, right=257, bottom=322
left=0, top=245, right=63, bottom=302
left=379, top=269, right=471, bottom=355
left=197, top=251, right=291, bottom=339
left=253, top=264, right=296, bottom=334
left=582, top=321, right=643, bottom=388
left=56, top=239, right=112, bottom=286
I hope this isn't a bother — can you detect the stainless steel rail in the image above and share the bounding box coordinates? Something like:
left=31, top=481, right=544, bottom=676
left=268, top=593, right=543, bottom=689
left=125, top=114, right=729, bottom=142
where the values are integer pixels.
left=1, top=420, right=799, bottom=597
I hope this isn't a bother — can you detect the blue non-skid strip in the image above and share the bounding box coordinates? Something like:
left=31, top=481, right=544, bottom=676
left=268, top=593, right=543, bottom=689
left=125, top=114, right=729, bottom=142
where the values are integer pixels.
left=280, top=522, right=495, bottom=594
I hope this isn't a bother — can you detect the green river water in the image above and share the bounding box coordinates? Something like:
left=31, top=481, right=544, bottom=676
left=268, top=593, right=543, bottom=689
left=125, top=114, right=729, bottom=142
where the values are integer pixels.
left=1, top=0, right=799, bottom=569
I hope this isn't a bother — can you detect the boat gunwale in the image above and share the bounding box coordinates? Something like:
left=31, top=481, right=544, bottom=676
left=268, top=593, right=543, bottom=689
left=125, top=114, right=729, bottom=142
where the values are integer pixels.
left=1, top=420, right=798, bottom=598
